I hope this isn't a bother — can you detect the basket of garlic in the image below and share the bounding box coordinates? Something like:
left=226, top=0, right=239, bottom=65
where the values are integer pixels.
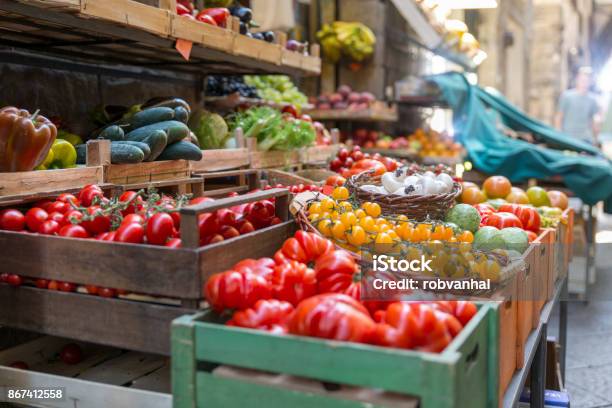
left=346, top=167, right=462, bottom=220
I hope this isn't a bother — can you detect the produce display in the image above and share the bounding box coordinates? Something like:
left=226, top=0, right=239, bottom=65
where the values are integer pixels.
left=205, top=228, right=478, bottom=352
left=228, top=106, right=315, bottom=151
left=405, top=128, right=463, bottom=159
left=312, top=85, right=376, bottom=111
left=244, top=75, right=309, bottom=109
left=206, top=75, right=259, bottom=98
left=317, top=22, right=376, bottom=63
left=80, top=98, right=202, bottom=164
left=0, top=106, right=57, bottom=172
left=360, top=168, right=456, bottom=196
left=329, top=146, right=401, bottom=178
left=460, top=176, right=569, bottom=228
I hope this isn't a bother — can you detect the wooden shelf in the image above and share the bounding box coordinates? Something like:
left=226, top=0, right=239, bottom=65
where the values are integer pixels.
left=204, top=94, right=314, bottom=112
left=395, top=96, right=449, bottom=108
left=306, top=103, right=398, bottom=122
left=0, top=0, right=320, bottom=76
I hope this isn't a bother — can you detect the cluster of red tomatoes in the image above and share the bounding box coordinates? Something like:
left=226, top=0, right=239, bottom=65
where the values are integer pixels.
left=474, top=202, right=541, bottom=240
left=205, top=230, right=477, bottom=352
left=329, top=146, right=400, bottom=178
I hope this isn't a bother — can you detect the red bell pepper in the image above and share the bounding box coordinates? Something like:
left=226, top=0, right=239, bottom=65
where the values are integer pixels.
left=197, top=8, right=230, bottom=28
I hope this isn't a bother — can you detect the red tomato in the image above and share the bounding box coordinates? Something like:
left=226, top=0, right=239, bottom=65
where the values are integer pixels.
left=204, top=269, right=272, bottom=312
left=347, top=159, right=386, bottom=177
left=85, top=285, right=99, bottom=295
left=233, top=258, right=276, bottom=279
left=35, top=279, right=49, bottom=289
left=81, top=206, right=111, bottom=235
left=47, top=280, right=59, bottom=290
left=288, top=293, right=376, bottom=343
left=122, top=213, right=145, bottom=226
left=98, top=287, right=116, bottom=298
left=39, top=220, right=60, bottom=235
left=59, top=225, right=89, bottom=238
left=526, top=230, right=538, bottom=242
left=57, top=193, right=79, bottom=206
left=78, top=185, right=104, bottom=207
left=203, top=234, right=224, bottom=245
left=337, top=148, right=349, bottom=160
left=431, top=301, right=478, bottom=326
left=227, top=299, right=294, bottom=334
left=216, top=209, right=236, bottom=226
left=119, top=191, right=143, bottom=215
left=238, top=220, right=255, bottom=234
left=6, top=274, right=23, bottom=287
left=325, top=175, right=346, bottom=187
left=473, top=203, right=495, bottom=219
left=58, top=282, right=76, bottom=292
left=114, top=222, right=144, bottom=244
left=198, top=213, right=220, bottom=238
left=190, top=197, right=214, bottom=206
left=48, top=211, right=64, bottom=223
left=484, top=212, right=523, bottom=229
left=60, top=343, right=83, bottom=365
left=271, top=261, right=317, bottom=306
left=0, top=209, right=25, bottom=231
left=165, top=238, right=182, bottom=248
left=220, top=225, right=240, bottom=239
left=34, top=199, right=53, bottom=212
left=498, top=204, right=541, bottom=233
left=47, top=201, right=68, bottom=214
left=315, top=250, right=360, bottom=294
left=281, top=104, right=298, bottom=117
left=25, top=208, right=48, bottom=232
left=146, top=213, right=175, bottom=245
left=0, top=273, right=8, bottom=282
left=62, top=210, right=83, bottom=226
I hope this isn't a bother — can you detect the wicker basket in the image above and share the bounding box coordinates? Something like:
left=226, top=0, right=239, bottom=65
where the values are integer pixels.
left=346, top=170, right=461, bottom=221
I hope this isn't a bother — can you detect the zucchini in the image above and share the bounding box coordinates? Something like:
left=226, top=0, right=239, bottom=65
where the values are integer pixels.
left=141, top=97, right=191, bottom=114
left=114, top=141, right=151, bottom=161
left=99, top=125, right=125, bottom=141
left=127, top=107, right=175, bottom=131
left=75, top=144, right=87, bottom=164
left=142, top=130, right=168, bottom=161
left=174, top=106, right=189, bottom=124
left=125, top=120, right=189, bottom=145
left=110, top=143, right=145, bottom=164
left=157, top=141, right=202, bottom=161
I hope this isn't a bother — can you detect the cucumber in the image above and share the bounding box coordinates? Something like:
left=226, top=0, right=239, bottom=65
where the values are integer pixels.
left=125, top=120, right=189, bottom=145
left=75, top=144, right=87, bottom=164
left=141, top=97, right=191, bottom=114
left=142, top=130, right=168, bottom=161
left=127, top=107, right=175, bottom=131
left=114, top=141, right=151, bottom=160
left=157, top=141, right=202, bottom=161
left=99, top=125, right=125, bottom=141
left=174, top=106, right=189, bottom=124
left=110, top=143, right=145, bottom=164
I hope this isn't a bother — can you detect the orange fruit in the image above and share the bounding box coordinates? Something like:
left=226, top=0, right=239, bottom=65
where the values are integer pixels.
left=505, top=190, right=529, bottom=204
left=483, top=176, right=512, bottom=199
left=462, top=181, right=478, bottom=190
left=461, top=186, right=486, bottom=204
left=547, top=190, right=568, bottom=210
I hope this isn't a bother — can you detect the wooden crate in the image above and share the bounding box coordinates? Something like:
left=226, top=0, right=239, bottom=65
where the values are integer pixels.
left=249, top=149, right=301, bottom=170
left=172, top=304, right=498, bottom=408
left=0, top=189, right=291, bottom=354
left=0, top=166, right=104, bottom=205
left=233, top=35, right=282, bottom=65
left=306, top=102, right=398, bottom=123
left=300, top=144, right=341, bottom=165
left=80, top=0, right=172, bottom=37
left=0, top=336, right=171, bottom=408
left=197, top=169, right=260, bottom=198
left=533, top=229, right=554, bottom=328
left=262, top=169, right=322, bottom=187
left=192, top=148, right=250, bottom=173
left=493, top=275, right=518, bottom=402
left=554, top=208, right=574, bottom=282
left=170, top=13, right=235, bottom=52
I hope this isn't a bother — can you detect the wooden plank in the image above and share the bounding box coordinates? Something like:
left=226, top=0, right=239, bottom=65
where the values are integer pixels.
left=0, top=365, right=171, bottom=408
left=249, top=150, right=300, bottom=169
left=300, top=144, right=341, bottom=165
left=78, top=352, right=167, bottom=385
left=171, top=314, right=198, bottom=408
left=306, top=103, right=398, bottom=122
left=192, top=148, right=250, bottom=172
left=171, top=14, right=234, bottom=51
left=0, top=286, right=191, bottom=355
left=233, top=35, right=282, bottom=65
left=131, top=364, right=171, bottom=393
left=104, top=160, right=191, bottom=184
left=87, top=139, right=111, bottom=167
left=0, top=166, right=104, bottom=198
left=80, top=0, right=172, bottom=37
left=0, top=231, right=201, bottom=298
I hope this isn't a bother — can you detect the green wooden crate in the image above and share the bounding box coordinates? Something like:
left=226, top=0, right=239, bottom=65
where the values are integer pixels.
left=172, top=303, right=499, bottom=408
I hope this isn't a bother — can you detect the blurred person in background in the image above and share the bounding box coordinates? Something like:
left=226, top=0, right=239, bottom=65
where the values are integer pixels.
left=555, top=67, right=602, bottom=146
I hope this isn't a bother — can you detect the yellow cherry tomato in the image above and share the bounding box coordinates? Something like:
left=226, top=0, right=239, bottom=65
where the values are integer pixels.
left=340, top=212, right=358, bottom=227
left=317, top=219, right=333, bottom=237
left=396, top=214, right=409, bottom=222
left=308, top=202, right=322, bottom=214
left=339, top=201, right=353, bottom=211
left=330, top=210, right=340, bottom=220
left=359, top=216, right=377, bottom=233
left=331, top=221, right=346, bottom=240
left=347, top=226, right=367, bottom=246
left=387, top=230, right=399, bottom=240
left=332, top=186, right=350, bottom=201
left=457, top=230, right=474, bottom=243
left=363, top=202, right=382, bottom=217
left=431, top=225, right=446, bottom=241
left=308, top=213, right=321, bottom=222
left=354, top=209, right=366, bottom=218
left=320, top=198, right=335, bottom=211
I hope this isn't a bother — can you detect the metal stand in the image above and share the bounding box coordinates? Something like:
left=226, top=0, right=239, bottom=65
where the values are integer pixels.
left=530, top=323, right=548, bottom=408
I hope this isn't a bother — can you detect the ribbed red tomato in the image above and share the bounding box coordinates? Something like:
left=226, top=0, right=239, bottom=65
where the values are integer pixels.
left=314, top=250, right=360, bottom=294
left=204, top=270, right=272, bottom=312
left=271, top=261, right=316, bottom=306
left=484, top=212, right=523, bottom=229
left=227, top=299, right=294, bottom=334
left=498, top=204, right=540, bottom=233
